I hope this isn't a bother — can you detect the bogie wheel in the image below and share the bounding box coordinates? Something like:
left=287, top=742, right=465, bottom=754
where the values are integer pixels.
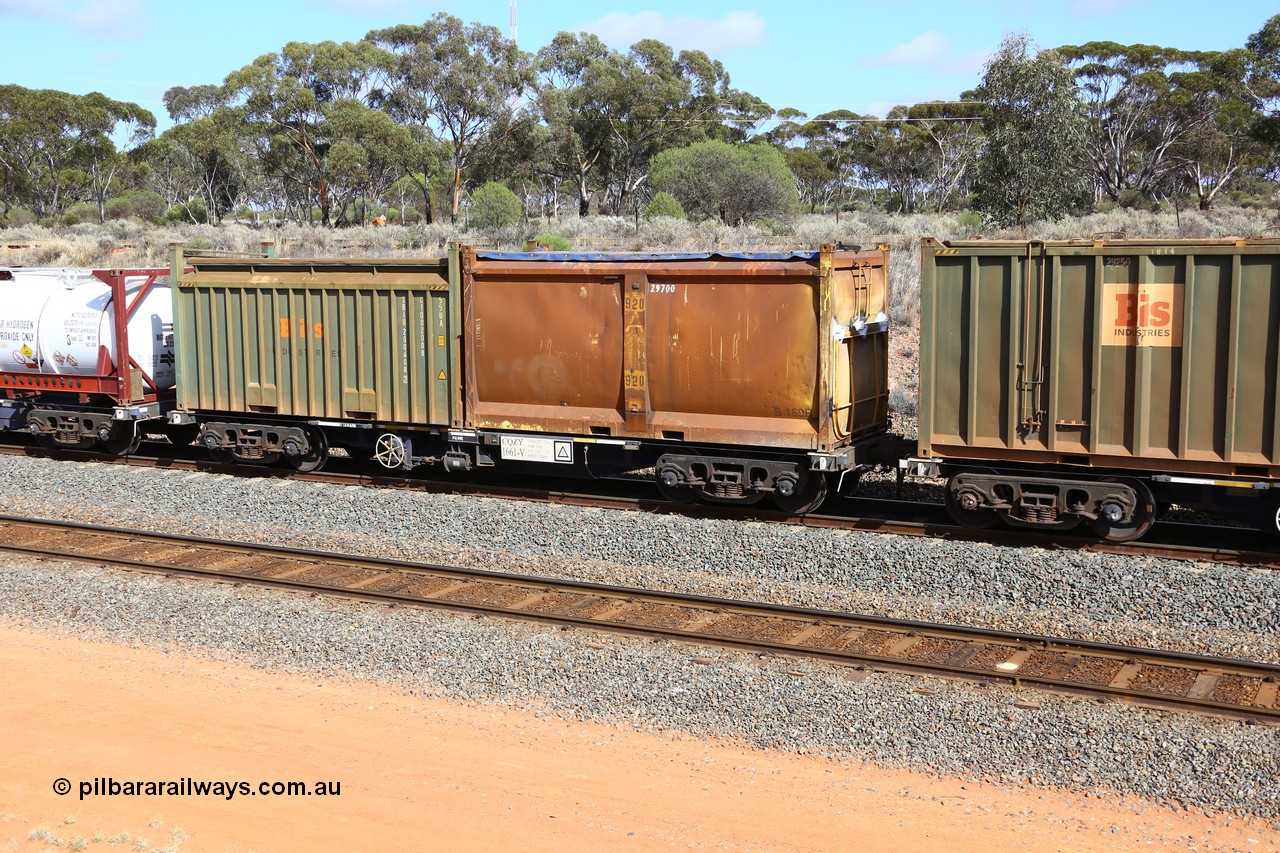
left=98, top=422, right=141, bottom=456
left=655, top=466, right=698, bottom=504
left=373, top=433, right=408, bottom=470
left=100, top=431, right=142, bottom=456
left=285, top=427, right=328, bottom=473
left=1087, top=477, right=1156, bottom=542
left=34, top=434, right=64, bottom=451
left=770, top=470, right=828, bottom=515
left=208, top=447, right=237, bottom=465
left=944, top=475, right=1000, bottom=529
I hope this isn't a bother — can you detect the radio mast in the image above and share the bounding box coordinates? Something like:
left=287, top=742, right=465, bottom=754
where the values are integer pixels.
left=510, top=0, right=518, bottom=46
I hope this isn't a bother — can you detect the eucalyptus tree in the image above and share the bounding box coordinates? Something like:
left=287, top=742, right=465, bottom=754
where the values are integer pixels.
left=784, top=147, right=834, bottom=213
left=220, top=39, right=389, bottom=225
left=536, top=31, right=615, bottom=217
left=1062, top=37, right=1274, bottom=209
left=1246, top=14, right=1280, bottom=165
left=576, top=39, right=746, bottom=215
left=794, top=110, right=869, bottom=212
left=970, top=34, right=1090, bottom=227
left=79, top=93, right=156, bottom=223
left=0, top=85, right=154, bottom=219
left=323, top=98, right=419, bottom=224
left=1058, top=42, right=1193, bottom=202
left=846, top=107, right=935, bottom=213
left=368, top=13, right=535, bottom=223
left=162, top=84, right=226, bottom=122
left=1166, top=48, right=1271, bottom=209
left=142, top=109, right=254, bottom=224
left=899, top=100, right=985, bottom=212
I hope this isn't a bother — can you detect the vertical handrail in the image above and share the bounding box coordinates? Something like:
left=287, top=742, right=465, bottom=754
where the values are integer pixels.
left=1017, top=242, right=1048, bottom=437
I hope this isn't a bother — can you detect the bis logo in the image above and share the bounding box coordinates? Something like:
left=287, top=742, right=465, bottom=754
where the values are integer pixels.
left=1104, top=282, right=1184, bottom=348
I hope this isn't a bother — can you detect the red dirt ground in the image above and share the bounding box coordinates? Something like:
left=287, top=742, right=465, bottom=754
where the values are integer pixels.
left=1, top=623, right=1277, bottom=852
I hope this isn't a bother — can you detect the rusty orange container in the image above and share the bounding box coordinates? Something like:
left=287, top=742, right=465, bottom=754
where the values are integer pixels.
left=454, top=244, right=890, bottom=452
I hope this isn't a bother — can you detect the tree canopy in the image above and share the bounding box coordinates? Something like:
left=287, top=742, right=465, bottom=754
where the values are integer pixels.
left=2, top=13, right=1278, bottom=228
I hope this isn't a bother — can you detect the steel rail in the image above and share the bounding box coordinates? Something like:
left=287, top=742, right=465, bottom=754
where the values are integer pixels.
left=0, top=514, right=1276, bottom=724
left=1, top=442, right=1276, bottom=570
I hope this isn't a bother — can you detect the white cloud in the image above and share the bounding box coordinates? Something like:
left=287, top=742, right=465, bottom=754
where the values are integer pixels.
left=864, top=30, right=957, bottom=68
left=860, top=30, right=993, bottom=77
left=869, top=31, right=951, bottom=67
left=0, top=0, right=146, bottom=38
left=577, top=10, right=766, bottom=54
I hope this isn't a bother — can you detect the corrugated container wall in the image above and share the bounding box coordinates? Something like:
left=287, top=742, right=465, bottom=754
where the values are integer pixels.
left=172, top=256, right=459, bottom=426
left=456, top=244, right=890, bottom=451
left=919, top=238, right=1280, bottom=477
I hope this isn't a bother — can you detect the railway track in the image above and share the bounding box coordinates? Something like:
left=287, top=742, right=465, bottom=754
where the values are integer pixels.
left=0, top=514, right=1277, bottom=724
left=2, top=441, right=1277, bottom=570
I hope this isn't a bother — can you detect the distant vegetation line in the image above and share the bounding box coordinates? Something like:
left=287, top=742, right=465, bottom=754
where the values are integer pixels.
left=1, top=15, right=1278, bottom=233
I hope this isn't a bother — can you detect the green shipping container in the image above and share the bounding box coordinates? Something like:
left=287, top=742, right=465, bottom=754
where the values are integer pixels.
left=919, top=237, right=1280, bottom=479
left=171, top=251, right=460, bottom=427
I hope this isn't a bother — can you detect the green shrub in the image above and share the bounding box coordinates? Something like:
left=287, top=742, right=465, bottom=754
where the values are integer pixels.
left=469, top=182, right=522, bottom=230
left=105, top=197, right=133, bottom=220
left=161, top=198, right=208, bottom=224
left=124, top=191, right=166, bottom=223
left=530, top=232, right=571, bottom=250
left=644, top=192, right=686, bottom=220
left=1, top=207, right=35, bottom=227
left=954, top=210, right=983, bottom=234
left=62, top=201, right=98, bottom=226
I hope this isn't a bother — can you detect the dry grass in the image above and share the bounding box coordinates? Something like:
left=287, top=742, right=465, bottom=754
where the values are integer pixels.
left=2, top=208, right=1276, bottom=327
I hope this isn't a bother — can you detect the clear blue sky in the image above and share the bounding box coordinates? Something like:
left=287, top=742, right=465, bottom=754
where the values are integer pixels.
left=1, top=0, right=1276, bottom=132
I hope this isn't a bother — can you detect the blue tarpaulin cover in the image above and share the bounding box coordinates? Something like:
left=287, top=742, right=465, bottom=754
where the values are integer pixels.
left=475, top=250, right=825, bottom=262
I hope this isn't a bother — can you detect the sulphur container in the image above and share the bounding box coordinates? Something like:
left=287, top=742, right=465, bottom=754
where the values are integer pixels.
left=455, top=243, right=890, bottom=451
left=919, top=237, right=1280, bottom=478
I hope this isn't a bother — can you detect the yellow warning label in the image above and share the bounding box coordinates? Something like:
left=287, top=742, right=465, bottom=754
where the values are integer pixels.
left=19, top=343, right=32, bottom=358
left=437, top=335, right=445, bottom=346
left=437, top=370, right=446, bottom=380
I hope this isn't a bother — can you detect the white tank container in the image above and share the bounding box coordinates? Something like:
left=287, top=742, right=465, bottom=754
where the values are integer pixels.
left=0, top=268, right=175, bottom=390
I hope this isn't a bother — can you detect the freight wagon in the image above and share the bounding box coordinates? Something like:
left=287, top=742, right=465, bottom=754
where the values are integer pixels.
left=0, top=265, right=177, bottom=454
left=167, top=243, right=893, bottom=513
left=909, top=237, right=1280, bottom=540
